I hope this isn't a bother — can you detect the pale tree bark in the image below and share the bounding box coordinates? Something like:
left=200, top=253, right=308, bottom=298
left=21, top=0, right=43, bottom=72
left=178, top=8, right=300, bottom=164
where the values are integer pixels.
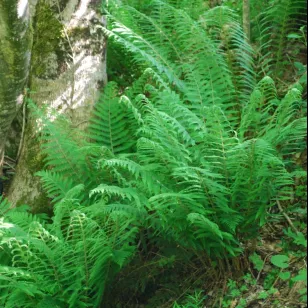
left=0, top=0, right=32, bottom=175
left=243, top=0, right=251, bottom=42
left=5, top=0, right=107, bottom=209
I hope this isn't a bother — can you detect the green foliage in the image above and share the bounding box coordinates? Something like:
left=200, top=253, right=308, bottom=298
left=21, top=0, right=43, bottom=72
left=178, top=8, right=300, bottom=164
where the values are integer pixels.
left=0, top=0, right=307, bottom=306
left=271, top=254, right=290, bottom=269
left=249, top=252, right=264, bottom=271
left=256, top=0, right=307, bottom=79
left=220, top=279, right=248, bottom=308
left=284, top=228, right=307, bottom=248
left=0, top=189, right=137, bottom=307
left=292, top=269, right=307, bottom=302
left=88, top=82, right=137, bottom=154
left=31, top=0, right=68, bottom=78
left=173, top=291, right=206, bottom=307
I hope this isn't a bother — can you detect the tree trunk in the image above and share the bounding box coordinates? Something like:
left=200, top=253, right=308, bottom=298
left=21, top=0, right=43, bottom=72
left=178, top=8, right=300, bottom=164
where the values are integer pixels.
left=0, top=0, right=32, bottom=175
left=5, top=0, right=107, bottom=210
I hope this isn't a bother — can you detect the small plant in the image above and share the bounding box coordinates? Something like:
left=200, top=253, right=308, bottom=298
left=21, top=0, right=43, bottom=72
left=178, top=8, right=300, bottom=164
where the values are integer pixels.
left=284, top=228, right=307, bottom=248
left=173, top=291, right=206, bottom=308
left=221, top=279, right=248, bottom=308
left=250, top=252, right=264, bottom=272
left=291, top=269, right=307, bottom=303
left=287, top=26, right=307, bottom=48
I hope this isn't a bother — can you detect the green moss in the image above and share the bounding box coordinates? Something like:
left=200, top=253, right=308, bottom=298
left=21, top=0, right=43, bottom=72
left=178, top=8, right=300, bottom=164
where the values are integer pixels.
left=0, top=40, right=14, bottom=67
left=30, top=193, right=52, bottom=215
left=69, top=26, right=90, bottom=38
left=31, top=1, right=68, bottom=78
left=24, top=126, right=46, bottom=175
left=0, top=0, right=33, bottom=114
left=15, top=129, right=50, bottom=213
left=16, top=191, right=51, bottom=215
left=27, top=146, right=45, bottom=174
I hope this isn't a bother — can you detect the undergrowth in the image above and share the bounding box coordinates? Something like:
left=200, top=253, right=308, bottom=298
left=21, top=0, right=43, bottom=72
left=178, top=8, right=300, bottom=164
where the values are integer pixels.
left=0, top=0, right=307, bottom=307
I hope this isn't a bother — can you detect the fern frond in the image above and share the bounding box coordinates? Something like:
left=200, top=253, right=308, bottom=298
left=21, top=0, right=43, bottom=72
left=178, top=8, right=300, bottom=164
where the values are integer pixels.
left=257, top=0, right=307, bottom=78
left=29, top=101, right=92, bottom=187
left=36, top=171, right=75, bottom=204
left=0, top=197, right=12, bottom=216
left=90, top=184, right=141, bottom=208
left=103, top=19, right=184, bottom=89
left=89, top=82, right=137, bottom=154
left=202, top=6, right=256, bottom=101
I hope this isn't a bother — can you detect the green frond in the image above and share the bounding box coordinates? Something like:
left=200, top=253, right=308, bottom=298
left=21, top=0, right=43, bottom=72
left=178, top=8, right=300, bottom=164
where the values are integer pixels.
left=106, top=0, right=241, bottom=121
left=89, top=82, right=137, bottom=154
left=229, top=138, right=294, bottom=229
left=29, top=101, right=92, bottom=186
left=102, top=158, right=161, bottom=194
left=202, top=6, right=257, bottom=101
left=36, top=171, right=75, bottom=204
left=0, top=196, right=138, bottom=307
left=2, top=1, right=306, bottom=306
left=103, top=19, right=184, bottom=89
left=257, top=0, right=307, bottom=78
left=0, top=197, right=12, bottom=216
left=90, top=184, right=141, bottom=208
left=187, top=213, right=239, bottom=256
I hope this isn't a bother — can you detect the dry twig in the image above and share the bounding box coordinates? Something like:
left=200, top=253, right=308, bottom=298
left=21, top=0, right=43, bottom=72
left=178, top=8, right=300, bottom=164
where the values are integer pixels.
left=276, top=199, right=299, bottom=233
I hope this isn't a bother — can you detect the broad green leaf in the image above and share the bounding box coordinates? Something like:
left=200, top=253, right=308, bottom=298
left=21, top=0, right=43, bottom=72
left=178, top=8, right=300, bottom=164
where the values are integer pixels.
left=294, top=232, right=307, bottom=248
left=300, top=72, right=307, bottom=85
left=292, top=269, right=307, bottom=283
left=271, top=255, right=289, bottom=269
left=287, top=33, right=302, bottom=39
left=258, top=291, right=269, bottom=300
left=294, top=62, right=305, bottom=71
left=279, top=271, right=291, bottom=281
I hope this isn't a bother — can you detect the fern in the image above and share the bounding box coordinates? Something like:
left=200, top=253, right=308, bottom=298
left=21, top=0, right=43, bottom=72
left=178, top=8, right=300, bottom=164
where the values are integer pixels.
left=105, top=0, right=251, bottom=125
left=257, top=0, right=307, bottom=79
left=0, top=194, right=137, bottom=307
left=88, top=82, right=137, bottom=154
left=0, top=1, right=306, bottom=306
left=30, top=102, right=95, bottom=190
left=36, top=171, right=76, bottom=204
